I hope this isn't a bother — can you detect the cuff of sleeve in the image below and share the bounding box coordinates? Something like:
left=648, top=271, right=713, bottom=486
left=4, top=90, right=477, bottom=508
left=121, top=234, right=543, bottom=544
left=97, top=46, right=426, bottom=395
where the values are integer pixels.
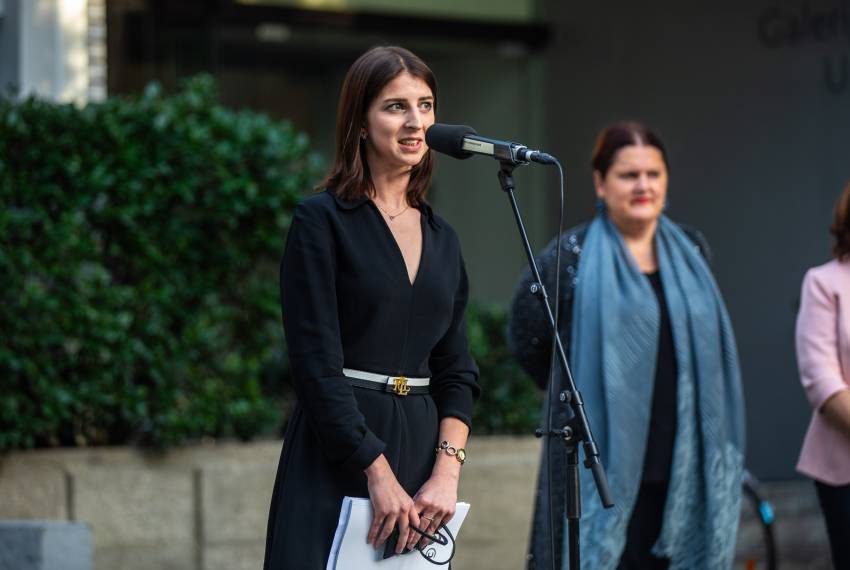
left=436, top=386, right=475, bottom=430
left=343, top=430, right=386, bottom=472
left=815, top=384, right=850, bottom=413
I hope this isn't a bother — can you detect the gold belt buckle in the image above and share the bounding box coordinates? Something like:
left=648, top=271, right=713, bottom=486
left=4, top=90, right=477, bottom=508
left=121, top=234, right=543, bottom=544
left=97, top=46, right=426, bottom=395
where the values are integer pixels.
left=391, top=376, right=410, bottom=396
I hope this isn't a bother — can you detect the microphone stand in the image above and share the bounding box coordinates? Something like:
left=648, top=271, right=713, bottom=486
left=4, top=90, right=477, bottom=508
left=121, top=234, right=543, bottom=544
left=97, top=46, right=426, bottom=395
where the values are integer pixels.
left=495, top=160, right=614, bottom=570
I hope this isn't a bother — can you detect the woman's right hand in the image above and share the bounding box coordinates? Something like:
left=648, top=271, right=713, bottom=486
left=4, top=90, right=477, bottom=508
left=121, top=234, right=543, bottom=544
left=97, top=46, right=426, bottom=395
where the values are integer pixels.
left=364, top=454, right=420, bottom=553
left=822, top=389, right=850, bottom=440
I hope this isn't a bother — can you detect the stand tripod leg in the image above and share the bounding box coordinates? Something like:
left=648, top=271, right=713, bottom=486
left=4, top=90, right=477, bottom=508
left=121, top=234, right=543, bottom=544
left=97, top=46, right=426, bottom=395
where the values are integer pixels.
left=566, top=441, right=580, bottom=569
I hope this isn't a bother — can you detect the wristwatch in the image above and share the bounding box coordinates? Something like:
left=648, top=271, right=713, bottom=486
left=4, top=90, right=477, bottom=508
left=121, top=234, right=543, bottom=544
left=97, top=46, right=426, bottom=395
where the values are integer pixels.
left=435, top=440, right=466, bottom=465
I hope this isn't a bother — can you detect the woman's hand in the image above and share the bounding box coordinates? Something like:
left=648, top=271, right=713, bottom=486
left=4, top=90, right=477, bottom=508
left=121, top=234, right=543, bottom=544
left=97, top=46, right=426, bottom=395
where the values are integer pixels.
left=822, top=389, right=850, bottom=440
left=408, top=417, right=469, bottom=549
left=409, top=467, right=459, bottom=549
left=365, top=454, right=420, bottom=553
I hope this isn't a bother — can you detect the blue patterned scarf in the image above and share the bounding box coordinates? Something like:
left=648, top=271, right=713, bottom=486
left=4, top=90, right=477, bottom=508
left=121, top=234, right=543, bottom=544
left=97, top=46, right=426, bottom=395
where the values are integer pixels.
left=564, top=213, right=745, bottom=569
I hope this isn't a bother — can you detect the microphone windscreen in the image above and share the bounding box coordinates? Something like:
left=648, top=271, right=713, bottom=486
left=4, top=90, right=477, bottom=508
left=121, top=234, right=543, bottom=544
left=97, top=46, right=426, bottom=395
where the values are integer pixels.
left=425, top=123, right=477, bottom=159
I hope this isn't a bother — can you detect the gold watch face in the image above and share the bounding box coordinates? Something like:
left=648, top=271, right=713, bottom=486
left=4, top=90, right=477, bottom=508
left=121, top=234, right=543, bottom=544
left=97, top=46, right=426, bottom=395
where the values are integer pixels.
left=456, top=449, right=466, bottom=463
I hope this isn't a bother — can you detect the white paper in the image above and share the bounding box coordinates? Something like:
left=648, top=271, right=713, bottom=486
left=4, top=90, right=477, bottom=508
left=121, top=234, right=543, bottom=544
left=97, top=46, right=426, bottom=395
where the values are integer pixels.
left=326, top=496, right=354, bottom=569
left=327, top=497, right=470, bottom=570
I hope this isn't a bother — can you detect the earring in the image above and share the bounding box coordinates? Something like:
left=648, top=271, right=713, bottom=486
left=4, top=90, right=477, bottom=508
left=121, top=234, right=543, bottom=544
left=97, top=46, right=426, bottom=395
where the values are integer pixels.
left=360, top=129, right=367, bottom=140
left=595, top=198, right=607, bottom=215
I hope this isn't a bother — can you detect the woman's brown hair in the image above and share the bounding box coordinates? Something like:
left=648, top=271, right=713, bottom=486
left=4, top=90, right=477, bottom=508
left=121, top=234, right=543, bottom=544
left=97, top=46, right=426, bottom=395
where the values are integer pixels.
left=318, top=46, right=437, bottom=205
left=831, top=180, right=850, bottom=260
left=590, top=121, right=669, bottom=177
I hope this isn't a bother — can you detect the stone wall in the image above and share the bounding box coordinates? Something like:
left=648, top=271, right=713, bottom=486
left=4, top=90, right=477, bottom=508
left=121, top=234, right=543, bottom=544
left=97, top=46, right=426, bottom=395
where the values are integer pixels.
left=0, top=437, right=832, bottom=569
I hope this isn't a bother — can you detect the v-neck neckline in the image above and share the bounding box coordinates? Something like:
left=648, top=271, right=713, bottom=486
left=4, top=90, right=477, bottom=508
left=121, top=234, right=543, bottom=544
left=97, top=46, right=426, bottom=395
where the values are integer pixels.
left=372, top=204, right=426, bottom=287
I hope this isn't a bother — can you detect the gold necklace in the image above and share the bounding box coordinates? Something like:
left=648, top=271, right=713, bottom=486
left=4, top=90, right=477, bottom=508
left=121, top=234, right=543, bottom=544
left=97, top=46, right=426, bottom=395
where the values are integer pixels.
left=373, top=200, right=410, bottom=221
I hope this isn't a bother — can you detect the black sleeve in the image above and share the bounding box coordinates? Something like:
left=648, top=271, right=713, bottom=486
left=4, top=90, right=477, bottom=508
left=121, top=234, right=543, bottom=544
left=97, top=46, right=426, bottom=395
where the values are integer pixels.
left=280, top=202, right=384, bottom=471
left=507, top=236, right=577, bottom=389
left=428, top=253, right=481, bottom=429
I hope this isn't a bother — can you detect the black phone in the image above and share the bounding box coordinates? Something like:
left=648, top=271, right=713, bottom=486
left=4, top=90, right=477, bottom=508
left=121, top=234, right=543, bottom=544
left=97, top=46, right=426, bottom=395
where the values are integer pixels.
left=381, top=526, right=418, bottom=560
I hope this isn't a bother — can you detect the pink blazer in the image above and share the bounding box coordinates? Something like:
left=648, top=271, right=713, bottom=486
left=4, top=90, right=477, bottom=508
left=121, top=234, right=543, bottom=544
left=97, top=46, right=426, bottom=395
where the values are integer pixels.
left=796, top=259, right=850, bottom=485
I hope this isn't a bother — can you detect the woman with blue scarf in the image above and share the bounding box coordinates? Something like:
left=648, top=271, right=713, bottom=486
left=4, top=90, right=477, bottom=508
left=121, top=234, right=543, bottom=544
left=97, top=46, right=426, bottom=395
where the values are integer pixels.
left=508, top=122, right=745, bottom=570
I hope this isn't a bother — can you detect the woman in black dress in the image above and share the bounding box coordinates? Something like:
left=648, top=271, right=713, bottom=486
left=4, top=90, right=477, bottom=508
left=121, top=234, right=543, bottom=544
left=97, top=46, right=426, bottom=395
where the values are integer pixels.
left=263, top=46, right=480, bottom=569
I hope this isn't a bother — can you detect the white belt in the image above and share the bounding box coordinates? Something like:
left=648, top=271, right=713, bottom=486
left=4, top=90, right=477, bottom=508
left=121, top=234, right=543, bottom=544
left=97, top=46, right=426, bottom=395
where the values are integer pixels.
left=343, top=368, right=430, bottom=396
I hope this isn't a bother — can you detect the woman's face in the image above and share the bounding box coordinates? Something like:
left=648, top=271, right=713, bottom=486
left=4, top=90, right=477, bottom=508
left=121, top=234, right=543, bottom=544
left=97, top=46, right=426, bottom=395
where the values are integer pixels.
left=363, top=71, right=435, bottom=176
left=595, top=145, right=668, bottom=230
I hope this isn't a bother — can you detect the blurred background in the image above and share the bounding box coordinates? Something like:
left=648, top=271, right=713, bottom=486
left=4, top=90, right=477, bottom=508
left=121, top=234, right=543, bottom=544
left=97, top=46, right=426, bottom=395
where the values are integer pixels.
left=1, top=0, right=846, bottom=568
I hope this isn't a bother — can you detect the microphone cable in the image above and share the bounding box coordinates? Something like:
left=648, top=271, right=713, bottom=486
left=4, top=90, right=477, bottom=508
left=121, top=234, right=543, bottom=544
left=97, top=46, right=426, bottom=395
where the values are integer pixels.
left=544, top=158, right=565, bottom=570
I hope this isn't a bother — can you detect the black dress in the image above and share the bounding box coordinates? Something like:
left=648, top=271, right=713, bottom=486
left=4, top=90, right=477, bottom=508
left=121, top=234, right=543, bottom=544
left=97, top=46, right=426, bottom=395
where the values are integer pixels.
left=618, top=271, right=676, bottom=570
left=263, top=189, right=480, bottom=569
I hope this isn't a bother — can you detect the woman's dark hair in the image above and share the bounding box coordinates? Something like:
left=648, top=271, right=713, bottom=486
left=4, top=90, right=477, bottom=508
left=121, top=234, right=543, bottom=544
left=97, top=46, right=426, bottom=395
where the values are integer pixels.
left=318, top=46, right=437, bottom=205
left=590, top=121, right=669, bottom=177
left=830, top=180, right=850, bottom=260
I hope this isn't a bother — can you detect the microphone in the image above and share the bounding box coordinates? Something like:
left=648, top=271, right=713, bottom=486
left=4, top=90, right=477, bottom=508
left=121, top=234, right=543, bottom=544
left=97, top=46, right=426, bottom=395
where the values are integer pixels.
left=425, top=123, right=556, bottom=165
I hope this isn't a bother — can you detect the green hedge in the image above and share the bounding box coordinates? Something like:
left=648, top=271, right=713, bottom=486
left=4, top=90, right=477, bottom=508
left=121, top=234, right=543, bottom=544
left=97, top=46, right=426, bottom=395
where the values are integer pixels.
left=468, top=304, right=542, bottom=435
left=0, top=76, right=320, bottom=449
